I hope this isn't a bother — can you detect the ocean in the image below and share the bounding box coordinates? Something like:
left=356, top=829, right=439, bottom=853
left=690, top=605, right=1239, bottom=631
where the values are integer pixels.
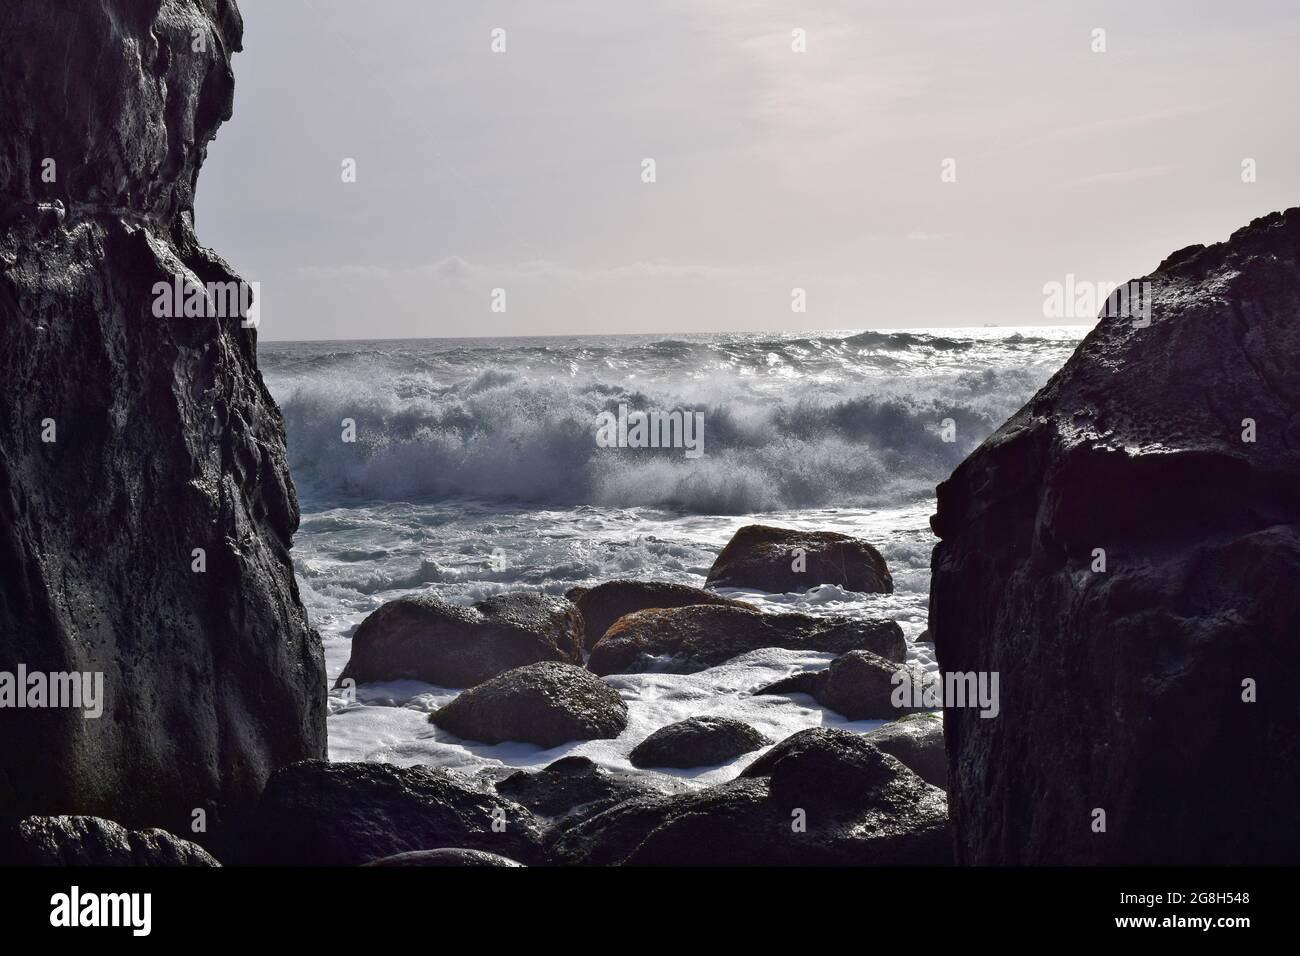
left=259, top=326, right=1086, bottom=785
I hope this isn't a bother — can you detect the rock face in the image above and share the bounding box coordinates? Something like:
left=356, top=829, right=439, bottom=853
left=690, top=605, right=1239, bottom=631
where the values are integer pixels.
left=573, top=580, right=750, bottom=650
left=549, top=728, right=949, bottom=865
left=865, top=713, right=946, bottom=789
left=930, top=208, right=1300, bottom=864
left=4, top=816, right=220, bottom=866
left=705, top=525, right=893, bottom=594
left=430, top=662, right=628, bottom=748
left=588, top=605, right=905, bottom=676
left=337, top=593, right=583, bottom=689
left=629, top=716, right=771, bottom=769
left=757, top=651, right=929, bottom=721
left=0, top=0, right=326, bottom=835
left=254, top=761, right=543, bottom=866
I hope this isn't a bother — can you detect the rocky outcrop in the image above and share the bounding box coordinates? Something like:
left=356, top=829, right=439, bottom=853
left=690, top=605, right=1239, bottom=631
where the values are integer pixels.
left=931, top=208, right=1300, bottom=864
left=494, top=755, right=683, bottom=822
left=629, top=716, right=771, bottom=769
left=865, top=713, right=946, bottom=788
left=588, top=605, right=905, bottom=676
left=337, top=593, right=583, bottom=689
left=430, top=662, right=628, bottom=748
left=549, top=728, right=949, bottom=865
left=0, top=0, right=326, bottom=836
left=363, top=848, right=525, bottom=867
left=253, top=761, right=543, bottom=866
left=572, top=580, right=750, bottom=650
left=756, top=651, right=930, bottom=721
left=3, top=815, right=220, bottom=866
left=705, top=525, right=893, bottom=594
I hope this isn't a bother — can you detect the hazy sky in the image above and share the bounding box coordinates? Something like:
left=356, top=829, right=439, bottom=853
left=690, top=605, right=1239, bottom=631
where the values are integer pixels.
left=197, top=0, right=1300, bottom=341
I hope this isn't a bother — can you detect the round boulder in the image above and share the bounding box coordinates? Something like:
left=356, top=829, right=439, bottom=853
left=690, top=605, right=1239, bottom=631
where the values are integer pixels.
left=705, top=524, right=893, bottom=594
left=573, top=580, right=751, bottom=650
left=430, top=662, right=628, bottom=748
left=629, top=716, right=772, bottom=769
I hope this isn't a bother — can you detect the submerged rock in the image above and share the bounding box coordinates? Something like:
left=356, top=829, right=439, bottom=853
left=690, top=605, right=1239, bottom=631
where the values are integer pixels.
left=705, top=525, right=894, bottom=594
left=865, top=713, right=946, bottom=788
left=629, top=716, right=771, bottom=769
left=430, top=662, right=628, bottom=748
left=363, top=848, right=525, bottom=867
left=588, top=605, right=905, bottom=676
left=573, top=580, right=750, bottom=650
left=931, top=208, right=1300, bottom=864
left=337, top=592, right=583, bottom=689
left=254, top=761, right=543, bottom=866
left=549, top=728, right=949, bottom=865
left=4, top=816, right=220, bottom=867
left=0, top=0, right=326, bottom=834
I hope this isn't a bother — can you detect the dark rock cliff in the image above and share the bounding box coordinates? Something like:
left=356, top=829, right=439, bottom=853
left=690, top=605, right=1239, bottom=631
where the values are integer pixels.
left=930, top=208, right=1300, bottom=863
left=0, top=0, right=326, bottom=838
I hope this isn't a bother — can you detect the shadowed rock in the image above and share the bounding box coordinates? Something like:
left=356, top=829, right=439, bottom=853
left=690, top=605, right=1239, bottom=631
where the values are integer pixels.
left=573, top=580, right=750, bottom=650
left=588, top=605, right=905, bottom=676
left=0, top=0, right=326, bottom=835
left=337, top=593, right=583, bottom=689
left=495, top=755, right=684, bottom=821
left=4, top=816, right=220, bottom=867
left=705, top=525, right=893, bottom=594
left=430, top=662, right=628, bottom=748
left=931, top=208, right=1300, bottom=864
left=253, top=761, right=543, bottom=866
left=629, top=716, right=771, bottom=769
left=756, top=650, right=931, bottom=721
left=549, top=728, right=949, bottom=866
left=362, top=848, right=525, bottom=867
left=865, top=713, right=946, bottom=788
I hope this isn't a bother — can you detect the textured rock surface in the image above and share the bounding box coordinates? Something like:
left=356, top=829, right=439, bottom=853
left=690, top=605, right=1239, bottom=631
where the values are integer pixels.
left=431, top=662, right=628, bottom=748
left=629, top=716, right=771, bottom=769
left=495, top=755, right=683, bottom=821
left=757, top=650, right=930, bottom=721
left=0, top=0, right=326, bottom=835
left=549, top=728, right=949, bottom=865
left=931, top=208, right=1300, bottom=864
left=573, top=580, right=750, bottom=650
left=705, top=525, right=893, bottom=594
left=254, top=761, right=543, bottom=866
left=362, top=848, right=525, bottom=867
left=588, top=605, right=905, bottom=676
left=338, top=592, right=583, bottom=689
left=3, top=815, right=220, bottom=866
left=865, top=713, right=946, bottom=789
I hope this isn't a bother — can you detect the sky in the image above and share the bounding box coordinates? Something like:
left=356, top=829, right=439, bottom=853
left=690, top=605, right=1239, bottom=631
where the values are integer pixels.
left=197, top=0, right=1300, bottom=341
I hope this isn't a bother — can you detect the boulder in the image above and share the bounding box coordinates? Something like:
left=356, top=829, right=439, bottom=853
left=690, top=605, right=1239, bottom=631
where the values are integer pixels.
left=253, top=761, right=543, bottom=866
left=495, top=755, right=683, bottom=821
left=756, top=651, right=932, bottom=721
left=629, top=716, right=771, bottom=769
left=363, top=848, right=524, bottom=867
left=588, top=605, right=905, bottom=676
left=4, top=816, right=220, bottom=867
left=337, top=593, right=583, bottom=689
left=865, top=713, right=946, bottom=788
left=930, top=208, right=1300, bottom=864
left=430, top=662, right=628, bottom=748
left=0, top=0, right=326, bottom=834
left=549, top=728, right=949, bottom=865
left=573, top=580, right=751, bottom=650
left=705, top=525, right=893, bottom=594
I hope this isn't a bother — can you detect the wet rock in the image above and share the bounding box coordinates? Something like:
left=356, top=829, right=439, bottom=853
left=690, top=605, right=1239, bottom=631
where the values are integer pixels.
left=254, top=761, right=543, bottom=867
left=363, top=848, right=525, bottom=867
left=629, top=716, right=771, bottom=769
left=5, top=816, right=220, bottom=867
left=549, top=728, right=949, bottom=865
left=865, top=713, right=946, bottom=788
left=337, top=593, right=583, bottom=689
left=931, top=208, right=1300, bottom=864
left=430, top=662, right=628, bottom=748
left=756, top=651, right=931, bottom=721
left=495, top=755, right=681, bottom=821
left=573, top=580, right=751, bottom=650
left=705, top=525, right=893, bottom=594
left=588, top=605, right=904, bottom=676
left=0, top=0, right=326, bottom=833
